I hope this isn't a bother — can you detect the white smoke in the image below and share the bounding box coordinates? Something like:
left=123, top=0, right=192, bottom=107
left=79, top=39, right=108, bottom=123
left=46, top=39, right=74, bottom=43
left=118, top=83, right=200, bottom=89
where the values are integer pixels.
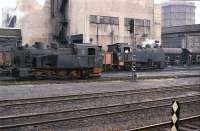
left=36, top=0, right=46, bottom=6
left=15, top=10, right=25, bottom=20
left=15, top=0, right=47, bottom=19
left=14, top=0, right=52, bottom=45
left=15, top=0, right=42, bottom=27
left=142, top=39, right=161, bottom=48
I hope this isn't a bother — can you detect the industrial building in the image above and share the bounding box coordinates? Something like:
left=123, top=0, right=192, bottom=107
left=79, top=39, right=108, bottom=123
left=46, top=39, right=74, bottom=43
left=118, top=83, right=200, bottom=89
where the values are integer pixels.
left=153, top=4, right=162, bottom=43
left=162, top=2, right=195, bottom=27
left=51, top=0, right=157, bottom=49
left=1, top=0, right=160, bottom=50
left=162, top=24, right=200, bottom=49
left=1, top=0, right=52, bottom=45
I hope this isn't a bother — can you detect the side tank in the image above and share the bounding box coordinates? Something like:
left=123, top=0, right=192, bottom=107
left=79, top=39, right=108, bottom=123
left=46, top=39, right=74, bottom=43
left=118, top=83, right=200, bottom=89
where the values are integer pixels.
left=12, top=43, right=103, bottom=79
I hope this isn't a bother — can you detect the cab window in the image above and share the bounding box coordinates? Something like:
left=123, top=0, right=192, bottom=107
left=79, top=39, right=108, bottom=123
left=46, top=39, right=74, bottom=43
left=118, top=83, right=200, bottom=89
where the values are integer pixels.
left=88, top=48, right=96, bottom=55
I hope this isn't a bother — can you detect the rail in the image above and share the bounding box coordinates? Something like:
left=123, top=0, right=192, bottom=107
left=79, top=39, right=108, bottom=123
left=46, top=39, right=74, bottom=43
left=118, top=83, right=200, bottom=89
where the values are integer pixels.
left=1, top=97, right=199, bottom=129
left=0, top=84, right=199, bottom=106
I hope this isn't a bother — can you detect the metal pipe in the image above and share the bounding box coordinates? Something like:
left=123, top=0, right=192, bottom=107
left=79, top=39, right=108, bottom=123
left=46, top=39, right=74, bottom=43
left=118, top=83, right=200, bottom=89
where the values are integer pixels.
left=97, top=23, right=99, bottom=46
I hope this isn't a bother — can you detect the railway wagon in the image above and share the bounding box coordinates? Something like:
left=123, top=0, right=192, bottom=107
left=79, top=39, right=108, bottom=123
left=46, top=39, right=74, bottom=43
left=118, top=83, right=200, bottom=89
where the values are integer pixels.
left=106, top=43, right=165, bottom=70
left=0, top=42, right=103, bottom=79
left=182, top=48, right=200, bottom=65
left=162, top=48, right=183, bottom=66
left=162, top=48, right=200, bottom=66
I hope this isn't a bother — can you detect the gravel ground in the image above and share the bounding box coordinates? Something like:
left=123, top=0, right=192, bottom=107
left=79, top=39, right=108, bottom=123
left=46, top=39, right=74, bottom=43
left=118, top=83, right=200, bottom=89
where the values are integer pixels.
left=0, top=78, right=199, bottom=101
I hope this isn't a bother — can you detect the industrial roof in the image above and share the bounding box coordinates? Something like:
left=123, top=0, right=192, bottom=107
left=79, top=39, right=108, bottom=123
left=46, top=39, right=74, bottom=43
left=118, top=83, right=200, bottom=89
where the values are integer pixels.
left=162, top=24, right=200, bottom=34
left=162, top=2, right=195, bottom=7
left=0, top=28, right=21, bottom=37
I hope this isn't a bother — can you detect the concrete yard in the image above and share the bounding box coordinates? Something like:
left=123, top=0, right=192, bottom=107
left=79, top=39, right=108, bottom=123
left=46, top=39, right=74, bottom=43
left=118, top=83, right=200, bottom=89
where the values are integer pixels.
left=0, top=77, right=199, bottom=101
left=102, top=69, right=200, bottom=79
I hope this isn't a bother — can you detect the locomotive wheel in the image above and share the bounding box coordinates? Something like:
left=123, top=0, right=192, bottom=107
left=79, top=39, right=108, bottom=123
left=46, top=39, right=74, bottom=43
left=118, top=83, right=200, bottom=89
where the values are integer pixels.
left=68, top=70, right=78, bottom=79
left=56, top=70, right=67, bottom=79
left=81, top=70, right=90, bottom=79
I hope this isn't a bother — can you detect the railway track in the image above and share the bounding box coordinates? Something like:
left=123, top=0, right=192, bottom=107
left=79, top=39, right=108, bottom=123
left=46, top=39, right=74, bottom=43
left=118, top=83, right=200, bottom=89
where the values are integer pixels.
left=130, top=115, right=200, bottom=131
left=1, top=84, right=199, bottom=105
left=0, top=84, right=199, bottom=116
left=0, top=84, right=199, bottom=130
left=0, top=99, right=199, bottom=131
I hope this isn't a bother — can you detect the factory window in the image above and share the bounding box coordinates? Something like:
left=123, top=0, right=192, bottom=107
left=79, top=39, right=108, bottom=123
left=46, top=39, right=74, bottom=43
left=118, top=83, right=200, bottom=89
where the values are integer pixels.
left=144, top=20, right=150, bottom=27
left=90, top=15, right=98, bottom=23
left=110, top=17, right=119, bottom=25
left=90, top=15, right=119, bottom=25
left=124, top=18, right=135, bottom=33
left=124, top=18, right=134, bottom=26
left=100, top=16, right=110, bottom=24
left=135, top=19, right=144, bottom=27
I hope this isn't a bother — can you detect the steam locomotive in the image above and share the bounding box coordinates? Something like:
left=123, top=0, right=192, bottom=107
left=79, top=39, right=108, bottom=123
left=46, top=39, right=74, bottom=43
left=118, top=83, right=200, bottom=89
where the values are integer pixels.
left=0, top=42, right=103, bottom=79
left=103, top=43, right=200, bottom=71
left=104, top=43, right=165, bottom=70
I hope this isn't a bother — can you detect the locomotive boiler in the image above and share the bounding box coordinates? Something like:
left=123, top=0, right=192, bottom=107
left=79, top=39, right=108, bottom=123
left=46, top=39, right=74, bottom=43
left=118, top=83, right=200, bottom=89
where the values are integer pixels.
left=0, top=42, right=103, bottom=79
left=105, top=43, right=165, bottom=70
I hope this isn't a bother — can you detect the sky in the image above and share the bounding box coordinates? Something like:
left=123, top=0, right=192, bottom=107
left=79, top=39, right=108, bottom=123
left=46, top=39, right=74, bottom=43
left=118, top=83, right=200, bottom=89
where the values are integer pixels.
left=0, top=0, right=199, bottom=26
left=0, top=0, right=45, bottom=26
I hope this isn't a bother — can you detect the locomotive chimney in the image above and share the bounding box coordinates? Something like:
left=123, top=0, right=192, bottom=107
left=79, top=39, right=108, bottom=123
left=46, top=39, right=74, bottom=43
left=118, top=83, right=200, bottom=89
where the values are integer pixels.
left=33, top=42, right=46, bottom=49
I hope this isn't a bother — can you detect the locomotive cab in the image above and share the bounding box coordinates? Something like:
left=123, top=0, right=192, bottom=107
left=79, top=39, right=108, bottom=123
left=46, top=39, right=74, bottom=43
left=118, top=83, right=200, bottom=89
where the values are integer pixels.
left=108, top=43, right=133, bottom=70
left=106, top=43, right=165, bottom=71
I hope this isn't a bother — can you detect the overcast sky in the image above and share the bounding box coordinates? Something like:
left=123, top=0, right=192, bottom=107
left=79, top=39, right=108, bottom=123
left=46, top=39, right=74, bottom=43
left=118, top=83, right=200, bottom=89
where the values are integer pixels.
left=0, top=0, right=199, bottom=26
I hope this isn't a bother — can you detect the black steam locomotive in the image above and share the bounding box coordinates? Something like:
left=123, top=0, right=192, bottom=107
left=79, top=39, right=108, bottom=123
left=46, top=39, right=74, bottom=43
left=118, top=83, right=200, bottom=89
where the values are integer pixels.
left=104, top=43, right=200, bottom=71
left=0, top=42, right=103, bottom=79
left=106, top=43, right=165, bottom=70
